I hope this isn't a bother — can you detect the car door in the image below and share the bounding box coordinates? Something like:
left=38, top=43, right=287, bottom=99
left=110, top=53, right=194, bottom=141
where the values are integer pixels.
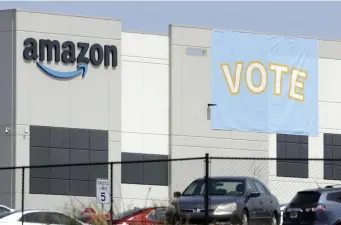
left=254, top=180, right=272, bottom=223
left=257, top=181, right=278, bottom=217
left=245, top=179, right=263, bottom=225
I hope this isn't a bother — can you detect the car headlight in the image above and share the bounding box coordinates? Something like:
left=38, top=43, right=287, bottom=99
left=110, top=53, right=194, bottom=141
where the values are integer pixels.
left=213, top=203, right=237, bottom=215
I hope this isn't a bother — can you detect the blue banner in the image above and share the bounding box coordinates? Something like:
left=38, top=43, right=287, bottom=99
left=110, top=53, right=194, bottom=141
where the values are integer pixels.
left=211, top=30, right=319, bottom=135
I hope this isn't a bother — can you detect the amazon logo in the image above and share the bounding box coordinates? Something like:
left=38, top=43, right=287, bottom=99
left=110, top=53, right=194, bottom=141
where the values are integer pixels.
left=23, top=38, right=118, bottom=79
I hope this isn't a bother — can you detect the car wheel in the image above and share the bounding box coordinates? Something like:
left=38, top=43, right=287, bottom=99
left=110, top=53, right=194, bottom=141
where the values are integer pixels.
left=271, top=213, right=278, bottom=225
left=241, top=211, right=249, bottom=225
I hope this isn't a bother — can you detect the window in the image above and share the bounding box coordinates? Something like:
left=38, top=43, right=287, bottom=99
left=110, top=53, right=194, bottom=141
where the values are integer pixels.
left=289, top=191, right=321, bottom=206
left=254, top=180, right=271, bottom=196
left=147, top=208, right=166, bottom=222
left=326, top=192, right=341, bottom=203
left=324, top=133, right=341, bottom=180
left=0, top=207, right=10, bottom=214
left=121, top=153, right=168, bottom=186
left=246, top=180, right=257, bottom=192
left=182, top=179, right=245, bottom=196
left=21, top=212, right=49, bottom=223
left=277, top=134, right=308, bottom=178
left=49, top=212, right=81, bottom=225
left=0, top=211, right=16, bottom=219
left=29, top=126, right=109, bottom=197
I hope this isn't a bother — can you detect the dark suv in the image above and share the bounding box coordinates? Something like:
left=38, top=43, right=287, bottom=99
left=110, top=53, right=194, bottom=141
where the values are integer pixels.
left=283, top=185, right=341, bottom=225
left=170, top=176, right=280, bottom=225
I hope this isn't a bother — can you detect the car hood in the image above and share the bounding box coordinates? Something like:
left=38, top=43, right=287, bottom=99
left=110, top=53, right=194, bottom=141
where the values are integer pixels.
left=176, top=195, right=241, bottom=211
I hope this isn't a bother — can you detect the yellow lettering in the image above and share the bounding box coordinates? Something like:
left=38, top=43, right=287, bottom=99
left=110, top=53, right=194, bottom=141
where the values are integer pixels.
left=219, top=61, right=308, bottom=102
left=269, top=63, right=289, bottom=96
left=289, top=68, right=308, bottom=102
left=245, top=61, right=268, bottom=94
left=220, top=62, right=244, bottom=95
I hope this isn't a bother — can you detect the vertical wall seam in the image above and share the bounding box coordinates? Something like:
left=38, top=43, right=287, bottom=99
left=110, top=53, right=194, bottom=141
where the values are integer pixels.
left=11, top=9, right=17, bottom=208
left=167, top=24, right=172, bottom=200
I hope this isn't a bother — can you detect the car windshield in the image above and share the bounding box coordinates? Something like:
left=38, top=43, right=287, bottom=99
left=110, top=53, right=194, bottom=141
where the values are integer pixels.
left=182, top=179, right=245, bottom=196
left=112, top=208, right=143, bottom=220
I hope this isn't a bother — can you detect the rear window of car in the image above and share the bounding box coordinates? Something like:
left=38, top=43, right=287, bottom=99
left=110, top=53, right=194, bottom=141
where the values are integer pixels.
left=290, top=191, right=321, bottom=206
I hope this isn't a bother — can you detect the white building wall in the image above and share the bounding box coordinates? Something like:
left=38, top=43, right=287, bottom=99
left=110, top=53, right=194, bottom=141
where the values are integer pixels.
left=121, top=32, right=169, bottom=209
left=12, top=10, right=122, bottom=212
left=1, top=9, right=337, bottom=211
left=268, top=58, right=341, bottom=204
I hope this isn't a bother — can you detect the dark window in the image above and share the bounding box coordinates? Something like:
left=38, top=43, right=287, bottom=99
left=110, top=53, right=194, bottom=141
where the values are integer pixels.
left=289, top=191, right=321, bottom=206
left=21, top=212, right=49, bottom=223
left=143, top=154, right=168, bottom=186
left=324, top=133, right=341, bottom=180
left=147, top=208, right=166, bottom=222
left=277, top=134, right=308, bottom=178
left=182, top=179, right=245, bottom=196
left=254, top=180, right=271, bottom=196
left=29, top=126, right=108, bottom=197
left=326, top=192, right=341, bottom=203
left=246, top=180, right=257, bottom=192
left=121, top=153, right=168, bottom=186
left=48, top=212, right=82, bottom=225
left=0, top=207, right=10, bottom=214
left=0, top=211, right=15, bottom=219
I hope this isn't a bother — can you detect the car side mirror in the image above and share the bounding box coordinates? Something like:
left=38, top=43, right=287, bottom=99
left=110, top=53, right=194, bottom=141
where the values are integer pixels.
left=173, top=191, right=181, bottom=198
left=249, top=191, right=260, bottom=198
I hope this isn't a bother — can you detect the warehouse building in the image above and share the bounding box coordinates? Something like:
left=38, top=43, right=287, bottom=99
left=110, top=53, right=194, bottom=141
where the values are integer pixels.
left=0, top=9, right=340, bottom=211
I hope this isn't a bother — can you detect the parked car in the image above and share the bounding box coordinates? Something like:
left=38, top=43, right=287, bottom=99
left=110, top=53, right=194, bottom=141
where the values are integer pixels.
left=283, top=185, right=341, bottom=225
left=0, top=205, right=14, bottom=214
left=171, top=176, right=280, bottom=225
left=0, top=209, right=89, bottom=225
left=107, top=207, right=166, bottom=225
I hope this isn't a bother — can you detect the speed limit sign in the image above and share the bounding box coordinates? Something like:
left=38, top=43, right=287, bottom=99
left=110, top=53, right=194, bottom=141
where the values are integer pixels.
left=96, top=179, right=111, bottom=204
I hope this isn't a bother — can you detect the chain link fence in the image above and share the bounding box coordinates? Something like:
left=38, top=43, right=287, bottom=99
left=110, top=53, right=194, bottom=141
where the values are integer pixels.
left=0, top=155, right=340, bottom=225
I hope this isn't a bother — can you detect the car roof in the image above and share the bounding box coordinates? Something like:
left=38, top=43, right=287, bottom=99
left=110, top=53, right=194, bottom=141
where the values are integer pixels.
left=194, top=176, right=250, bottom=181
left=297, top=187, right=341, bottom=193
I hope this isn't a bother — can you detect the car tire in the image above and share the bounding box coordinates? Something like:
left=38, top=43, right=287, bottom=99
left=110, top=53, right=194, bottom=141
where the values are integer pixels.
left=271, top=213, right=278, bottom=225
left=241, top=210, right=249, bottom=225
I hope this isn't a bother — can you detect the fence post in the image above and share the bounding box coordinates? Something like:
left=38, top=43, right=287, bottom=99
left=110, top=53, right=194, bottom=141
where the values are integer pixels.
left=204, top=153, right=209, bottom=225
left=21, top=167, right=25, bottom=225
left=110, top=162, right=113, bottom=225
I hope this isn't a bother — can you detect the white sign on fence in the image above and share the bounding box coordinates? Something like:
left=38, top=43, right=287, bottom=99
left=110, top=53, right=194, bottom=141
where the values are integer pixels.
left=96, top=179, right=111, bottom=204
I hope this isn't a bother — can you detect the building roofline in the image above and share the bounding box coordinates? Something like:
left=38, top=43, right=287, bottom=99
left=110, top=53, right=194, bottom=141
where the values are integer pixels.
left=0, top=8, right=121, bottom=22
left=123, top=31, right=168, bottom=37
left=170, top=24, right=341, bottom=43
left=1, top=9, right=339, bottom=42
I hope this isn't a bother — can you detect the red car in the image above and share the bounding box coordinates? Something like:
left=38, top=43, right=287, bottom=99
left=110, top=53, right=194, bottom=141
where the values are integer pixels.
left=108, top=207, right=167, bottom=225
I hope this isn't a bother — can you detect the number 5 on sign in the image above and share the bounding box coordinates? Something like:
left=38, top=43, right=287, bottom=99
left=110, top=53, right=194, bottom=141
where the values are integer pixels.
left=96, top=179, right=111, bottom=204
